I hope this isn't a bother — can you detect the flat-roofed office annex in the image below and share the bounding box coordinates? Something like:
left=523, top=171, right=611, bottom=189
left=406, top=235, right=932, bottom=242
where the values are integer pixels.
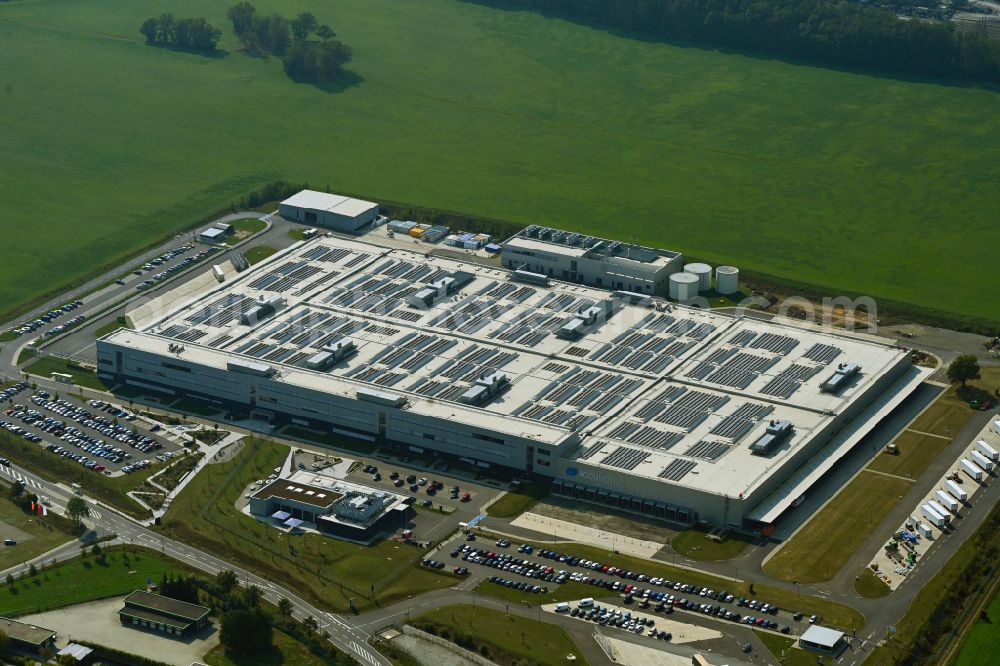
left=98, top=234, right=919, bottom=528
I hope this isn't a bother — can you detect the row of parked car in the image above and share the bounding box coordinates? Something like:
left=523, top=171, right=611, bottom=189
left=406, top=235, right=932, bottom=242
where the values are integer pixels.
left=557, top=602, right=673, bottom=640
left=134, top=247, right=217, bottom=290
left=9, top=301, right=84, bottom=336
left=453, top=544, right=566, bottom=585
left=136, top=244, right=195, bottom=274
left=44, top=313, right=86, bottom=337
left=0, top=420, right=43, bottom=443
left=0, top=383, right=28, bottom=403
left=44, top=443, right=110, bottom=473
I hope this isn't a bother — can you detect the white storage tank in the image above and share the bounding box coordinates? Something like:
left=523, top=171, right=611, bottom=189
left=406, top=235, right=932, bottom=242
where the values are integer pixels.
left=683, top=263, right=712, bottom=292
left=669, top=272, right=700, bottom=302
left=715, top=265, right=740, bottom=295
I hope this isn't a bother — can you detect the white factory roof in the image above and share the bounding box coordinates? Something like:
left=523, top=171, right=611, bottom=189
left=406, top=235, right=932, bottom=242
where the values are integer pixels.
left=799, top=625, right=845, bottom=648
left=105, top=234, right=910, bottom=501
left=280, top=190, right=377, bottom=216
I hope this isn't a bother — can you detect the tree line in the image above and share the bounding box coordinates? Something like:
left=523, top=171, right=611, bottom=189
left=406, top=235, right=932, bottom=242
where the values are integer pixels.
left=475, top=0, right=1000, bottom=82
left=140, top=14, right=222, bottom=52
left=227, top=3, right=354, bottom=84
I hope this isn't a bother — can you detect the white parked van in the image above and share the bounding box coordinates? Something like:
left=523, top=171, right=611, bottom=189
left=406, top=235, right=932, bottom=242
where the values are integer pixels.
left=555, top=602, right=570, bottom=613
left=579, top=598, right=594, bottom=608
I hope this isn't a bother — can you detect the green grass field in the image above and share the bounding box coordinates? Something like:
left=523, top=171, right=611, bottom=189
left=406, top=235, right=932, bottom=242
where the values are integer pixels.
left=954, top=587, right=1000, bottom=666
left=0, top=546, right=195, bottom=617
left=754, top=631, right=815, bottom=666
left=764, top=471, right=913, bottom=584
left=671, top=526, right=754, bottom=561
left=245, top=245, right=278, bottom=265
left=222, top=218, right=267, bottom=246
left=0, top=0, right=998, bottom=324
left=486, top=484, right=548, bottom=518
left=23, top=355, right=111, bottom=391
left=412, top=605, right=588, bottom=665
left=158, top=438, right=454, bottom=612
left=855, top=567, right=892, bottom=598
left=0, top=494, right=75, bottom=571
left=868, top=431, right=950, bottom=479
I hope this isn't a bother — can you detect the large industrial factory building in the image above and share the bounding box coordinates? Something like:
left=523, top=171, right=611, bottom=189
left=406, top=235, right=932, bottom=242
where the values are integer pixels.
left=97, top=226, right=926, bottom=531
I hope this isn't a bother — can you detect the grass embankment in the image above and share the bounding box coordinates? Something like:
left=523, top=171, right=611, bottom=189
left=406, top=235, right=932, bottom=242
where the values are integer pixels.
left=671, top=526, right=754, bottom=561
left=764, top=472, right=913, bottom=583
left=0, top=0, right=998, bottom=326
left=151, top=451, right=203, bottom=492
left=855, top=568, right=892, bottom=599
left=0, top=494, right=77, bottom=571
left=754, top=631, right=815, bottom=666
left=868, top=431, right=950, bottom=479
left=0, top=546, right=196, bottom=617
left=203, top=628, right=327, bottom=666
left=23, top=355, right=111, bottom=391
left=0, top=331, right=20, bottom=343
left=476, top=540, right=864, bottom=630
left=157, top=439, right=454, bottom=612
left=953, top=588, right=1000, bottom=666
left=280, top=426, right=377, bottom=455
left=244, top=245, right=278, bottom=265
left=412, top=605, right=588, bottom=666
left=486, top=484, right=548, bottom=518
left=93, top=317, right=134, bottom=339
left=221, top=218, right=267, bottom=246
left=0, top=431, right=156, bottom=519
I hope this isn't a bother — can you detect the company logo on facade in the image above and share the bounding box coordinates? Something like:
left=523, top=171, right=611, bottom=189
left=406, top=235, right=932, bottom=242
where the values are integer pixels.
left=563, top=467, right=624, bottom=488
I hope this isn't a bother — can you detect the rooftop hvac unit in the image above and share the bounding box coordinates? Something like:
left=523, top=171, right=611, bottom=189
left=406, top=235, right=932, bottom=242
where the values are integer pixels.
left=820, top=363, right=861, bottom=393
left=460, top=371, right=510, bottom=405
left=749, top=420, right=793, bottom=455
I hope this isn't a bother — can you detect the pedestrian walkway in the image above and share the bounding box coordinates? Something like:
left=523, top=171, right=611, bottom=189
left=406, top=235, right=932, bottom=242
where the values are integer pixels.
left=510, top=512, right=665, bottom=558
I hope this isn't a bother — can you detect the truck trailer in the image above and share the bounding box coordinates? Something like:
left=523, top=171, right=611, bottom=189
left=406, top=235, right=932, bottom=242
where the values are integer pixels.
left=935, top=490, right=960, bottom=513
left=970, top=450, right=995, bottom=472
left=962, top=459, right=985, bottom=481
left=918, top=522, right=933, bottom=538
left=922, top=504, right=947, bottom=528
left=945, top=479, right=968, bottom=501
left=928, top=500, right=952, bottom=523
left=976, top=439, right=999, bottom=461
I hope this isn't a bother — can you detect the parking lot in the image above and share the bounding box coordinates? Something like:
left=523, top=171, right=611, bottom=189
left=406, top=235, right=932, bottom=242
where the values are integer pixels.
left=0, top=388, right=182, bottom=476
left=343, top=457, right=487, bottom=514
left=428, top=535, right=823, bottom=639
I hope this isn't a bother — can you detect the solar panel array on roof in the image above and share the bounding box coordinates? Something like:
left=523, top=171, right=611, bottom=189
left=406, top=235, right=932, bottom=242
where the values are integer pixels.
left=578, top=442, right=606, bottom=460
left=749, top=332, right=799, bottom=355
left=704, top=353, right=779, bottom=389
left=658, top=459, right=697, bottom=481
left=600, top=446, right=649, bottom=470
left=709, top=402, right=773, bottom=441
left=655, top=391, right=729, bottom=430
left=729, top=330, right=757, bottom=346
left=759, top=364, right=821, bottom=399
left=804, top=343, right=842, bottom=364
left=626, top=426, right=684, bottom=450
left=684, top=440, right=731, bottom=461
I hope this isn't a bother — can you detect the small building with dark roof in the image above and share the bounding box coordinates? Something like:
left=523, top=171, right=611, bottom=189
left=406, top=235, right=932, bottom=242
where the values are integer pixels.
left=0, top=616, right=56, bottom=654
left=119, top=590, right=210, bottom=638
